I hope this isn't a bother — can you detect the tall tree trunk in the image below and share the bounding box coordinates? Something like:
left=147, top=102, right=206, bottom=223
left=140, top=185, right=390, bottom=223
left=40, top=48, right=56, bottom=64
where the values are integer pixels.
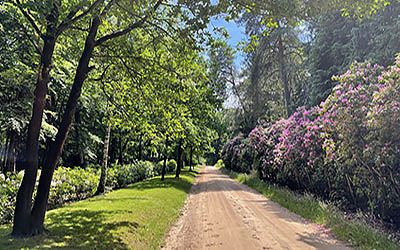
left=28, top=16, right=100, bottom=235
left=5, top=130, right=17, bottom=173
left=96, top=124, right=111, bottom=195
left=249, top=46, right=263, bottom=129
left=118, top=131, right=123, bottom=164
left=109, top=133, right=116, bottom=164
left=175, top=139, right=183, bottom=178
left=12, top=13, right=58, bottom=236
left=138, top=134, right=143, bottom=160
left=161, top=138, right=169, bottom=181
left=277, top=35, right=292, bottom=117
left=2, top=131, right=10, bottom=175
left=189, top=146, right=193, bottom=172
left=74, top=106, right=86, bottom=167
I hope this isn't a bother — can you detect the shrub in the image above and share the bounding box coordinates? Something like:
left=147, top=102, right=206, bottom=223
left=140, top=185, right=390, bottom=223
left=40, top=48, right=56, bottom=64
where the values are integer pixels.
left=154, top=161, right=164, bottom=175
left=49, top=167, right=99, bottom=208
left=167, top=159, right=177, bottom=172
left=105, top=167, right=119, bottom=189
left=110, top=161, right=156, bottom=188
left=222, top=57, right=400, bottom=225
left=0, top=174, right=21, bottom=224
left=134, top=160, right=155, bottom=180
left=222, top=135, right=253, bottom=173
left=0, top=161, right=157, bottom=225
left=154, top=159, right=177, bottom=175
left=214, top=159, right=224, bottom=169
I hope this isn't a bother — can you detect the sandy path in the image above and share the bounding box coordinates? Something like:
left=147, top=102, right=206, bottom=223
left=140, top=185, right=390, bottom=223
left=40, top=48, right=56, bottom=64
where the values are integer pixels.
left=162, top=166, right=351, bottom=250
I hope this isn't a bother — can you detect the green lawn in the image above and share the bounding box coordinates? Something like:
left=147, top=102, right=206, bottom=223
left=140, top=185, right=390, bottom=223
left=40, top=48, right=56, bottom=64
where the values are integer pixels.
left=222, top=168, right=400, bottom=250
left=0, top=168, right=198, bottom=250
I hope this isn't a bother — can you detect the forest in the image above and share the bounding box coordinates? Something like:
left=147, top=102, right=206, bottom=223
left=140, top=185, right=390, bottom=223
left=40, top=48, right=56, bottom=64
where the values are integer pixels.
left=1, top=0, right=400, bottom=249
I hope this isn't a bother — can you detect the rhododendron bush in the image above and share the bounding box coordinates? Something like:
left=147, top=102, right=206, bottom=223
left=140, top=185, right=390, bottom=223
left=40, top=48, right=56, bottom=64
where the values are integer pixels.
left=221, top=135, right=253, bottom=173
left=222, top=57, right=400, bottom=224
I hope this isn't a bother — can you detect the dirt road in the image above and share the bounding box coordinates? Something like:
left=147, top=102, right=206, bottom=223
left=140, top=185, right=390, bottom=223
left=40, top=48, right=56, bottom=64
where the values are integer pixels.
left=163, top=166, right=350, bottom=250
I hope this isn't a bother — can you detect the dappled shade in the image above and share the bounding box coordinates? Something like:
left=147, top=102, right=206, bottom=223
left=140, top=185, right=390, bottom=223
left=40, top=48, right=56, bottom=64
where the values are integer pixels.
left=0, top=171, right=196, bottom=249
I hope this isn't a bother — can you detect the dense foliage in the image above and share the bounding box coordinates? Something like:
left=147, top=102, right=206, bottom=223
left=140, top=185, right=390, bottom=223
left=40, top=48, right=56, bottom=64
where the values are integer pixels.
left=0, top=0, right=398, bottom=240
left=307, top=2, right=400, bottom=106
left=222, top=58, right=400, bottom=225
left=222, top=0, right=400, bottom=135
left=0, top=160, right=162, bottom=225
left=0, top=0, right=228, bottom=236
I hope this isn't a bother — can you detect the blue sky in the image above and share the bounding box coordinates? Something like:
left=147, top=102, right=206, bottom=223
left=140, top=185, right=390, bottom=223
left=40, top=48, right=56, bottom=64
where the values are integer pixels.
left=207, top=16, right=247, bottom=108
left=208, top=16, right=247, bottom=67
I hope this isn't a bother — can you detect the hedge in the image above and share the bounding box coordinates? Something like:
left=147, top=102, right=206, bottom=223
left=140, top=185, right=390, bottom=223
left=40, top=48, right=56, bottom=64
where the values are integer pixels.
left=0, top=160, right=166, bottom=224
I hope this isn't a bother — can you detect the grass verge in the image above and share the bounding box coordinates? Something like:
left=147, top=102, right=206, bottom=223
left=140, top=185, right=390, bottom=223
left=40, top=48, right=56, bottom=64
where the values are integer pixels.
left=221, top=168, right=399, bottom=250
left=0, top=168, right=198, bottom=250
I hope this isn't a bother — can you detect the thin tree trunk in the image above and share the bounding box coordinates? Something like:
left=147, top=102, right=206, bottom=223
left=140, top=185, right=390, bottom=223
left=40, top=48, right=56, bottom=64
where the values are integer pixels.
left=175, top=139, right=183, bottom=178
left=109, top=133, right=116, bottom=164
left=12, top=19, right=58, bottom=236
left=2, top=131, right=10, bottom=175
left=161, top=138, right=169, bottom=181
left=120, top=136, right=129, bottom=165
left=28, top=16, right=101, bottom=235
left=96, top=124, right=111, bottom=195
left=277, top=35, right=292, bottom=117
left=118, top=131, right=123, bottom=164
left=161, top=157, right=167, bottom=181
left=249, top=48, right=263, bottom=127
left=74, top=107, right=86, bottom=167
left=138, top=134, right=143, bottom=160
left=5, top=130, right=17, bottom=173
left=189, top=146, right=193, bottom=172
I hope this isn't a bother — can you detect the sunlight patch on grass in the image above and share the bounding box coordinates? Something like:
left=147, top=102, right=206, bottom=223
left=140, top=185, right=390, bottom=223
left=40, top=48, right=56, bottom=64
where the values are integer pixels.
left=0, top=168, right=198, bottom=250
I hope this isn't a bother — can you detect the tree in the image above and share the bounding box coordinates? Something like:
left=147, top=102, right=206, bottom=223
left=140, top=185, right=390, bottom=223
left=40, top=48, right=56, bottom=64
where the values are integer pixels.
left=0, top=8, right=35, bottom=174
left=7, top=0, right=105, bottom=236
left=95, top=123, right=111, bottom=195
left=307, top=1, right=400, bottom=105
left=10, top=0, right=218, bottom=236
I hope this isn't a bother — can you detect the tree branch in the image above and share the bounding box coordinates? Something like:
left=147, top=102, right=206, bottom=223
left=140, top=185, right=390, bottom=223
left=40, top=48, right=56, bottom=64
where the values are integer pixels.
left=57, top=0, right=104, bottom=34
left=95, top=0, right=163, bottom=46
left=226, top=66, right=248, bottom=113
left=13, top=0, right=42, bottom=37
left=11, top=15, right=42, bottom=55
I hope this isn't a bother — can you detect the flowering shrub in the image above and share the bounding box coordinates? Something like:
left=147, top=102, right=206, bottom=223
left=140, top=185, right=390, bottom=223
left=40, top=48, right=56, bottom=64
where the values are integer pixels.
left=222, top=56, right=400, bottom=224
left=222, top=134, right=253, bottom=173
left=363, top=58, right=400, bottom=222
left=0, top=161, right=157, bottom=224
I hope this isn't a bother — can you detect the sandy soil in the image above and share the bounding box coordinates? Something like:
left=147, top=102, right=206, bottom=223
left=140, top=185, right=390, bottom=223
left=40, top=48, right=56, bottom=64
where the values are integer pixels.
left=162, top=166, right=351, bottom=250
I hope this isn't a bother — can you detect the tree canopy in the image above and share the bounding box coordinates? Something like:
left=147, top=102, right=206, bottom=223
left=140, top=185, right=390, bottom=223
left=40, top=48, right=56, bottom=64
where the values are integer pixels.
left=0, top=0, right=399, bottom=240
